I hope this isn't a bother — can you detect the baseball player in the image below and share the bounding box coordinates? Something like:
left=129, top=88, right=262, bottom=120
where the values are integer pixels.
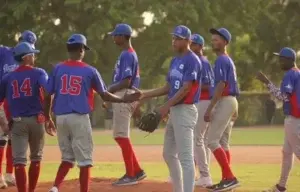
left=0, top=42, right=51, bottom=192
left=204, top=28, right=240, bottom=192
left=107, top=23, right=146, bottom=186
left=190, top=34, right=214, bottom=187
left=47, top=34, right=141, bottom=192
left=137, top=25, right=202, bottom=192
left=0, top=30, right=37, bottom=188
left=257, top=47, right=300, bottom=192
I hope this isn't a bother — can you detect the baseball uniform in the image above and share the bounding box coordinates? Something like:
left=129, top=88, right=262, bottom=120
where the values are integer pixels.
left=264, top=48, right=300, bottom=192
left=194, top=55, right=214, bottom=181
left=108, top=23, right=145, bottom=186
left=163, top=46, right=202, bottom=192
left=0, top=42, right=45, bottom=192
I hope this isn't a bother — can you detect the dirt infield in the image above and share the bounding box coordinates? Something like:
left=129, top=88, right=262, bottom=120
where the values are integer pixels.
left=6, top=145, right=281, bottom=191
left=43, top=145, right=282, bottom=163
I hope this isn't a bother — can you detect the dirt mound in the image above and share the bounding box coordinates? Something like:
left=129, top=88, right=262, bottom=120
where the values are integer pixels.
left=5, top=178, right=210, bottom=192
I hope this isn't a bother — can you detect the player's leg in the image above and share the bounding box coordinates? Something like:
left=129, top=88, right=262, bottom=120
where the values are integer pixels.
left=163, top=117, right=183, bottom=192
left=66, top=113, right=92, bottom=192
left=5, top=137, right=15, bottom=186
left=112, top=100, right=143, bottom=186
left=0, top=104, right=8, bottom=188
left=172, top=105, right=197, bottom=192
left=194, top=100, right=212, bottom=187
left=27, top=116, right=45, bottom=192
left=220, top=120, right=234, bottom=165
left=206, top=96, right=239, bottom=191
left=49, top=115, right=75, bottom=192
left=11, top=119, right=29, bottom=192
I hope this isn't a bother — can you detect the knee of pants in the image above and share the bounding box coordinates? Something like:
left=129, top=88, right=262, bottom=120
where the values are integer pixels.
left=220, top=141, right=229, bottom=151
left=207, top=141, right=220, bottom=152
left=13, top=157, right=27, bottom=166
left=282, top=149, right=293, bottom=157
left=77, top=160, right=93, bottom=167
left=162, top=149, right=176, bottom=163
left=0, top=139, right=7, bottom=147
left=30, top=154, right=43, bottom=162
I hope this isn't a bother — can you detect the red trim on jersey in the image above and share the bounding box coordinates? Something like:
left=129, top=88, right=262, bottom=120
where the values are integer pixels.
left=128, top=47, right=135, bottom=53
left=14, top=65, right=34, bottom=72
left=200, top=90, right=210, bottom=100
left=290, top=92, right=300, bottom=118
left=222, top=82, right=230, bottom=96
left=63, top=60, right=88, bottom=67
left=88, top=88, right=95, bottom=111
left=184, top=82, right=199, bottom=104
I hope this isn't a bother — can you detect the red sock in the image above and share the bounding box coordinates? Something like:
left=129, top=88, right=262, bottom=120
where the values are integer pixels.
left=131, top=148, right=142, bottom=174
left=0, top=147, right=4, bottom=174
left=225, top=150, right=231, bottom=165
left=213, top=148, right=234, bottom=180
left=14, top=164, right=27, bottom=192
left=115, top=137, right=135, bottom=177
left=28, top=162, right=40, bottom=192
left=53, top=161, right=73, bottom=188
left=79, top=167, right=90, bottom=192
left=6, top=141, right=13, bottom=174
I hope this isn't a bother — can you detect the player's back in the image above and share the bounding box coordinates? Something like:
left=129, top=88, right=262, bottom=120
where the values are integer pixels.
left=3, top=65, right=47, bottom=118
left=50, top=60, right=100, bottom=115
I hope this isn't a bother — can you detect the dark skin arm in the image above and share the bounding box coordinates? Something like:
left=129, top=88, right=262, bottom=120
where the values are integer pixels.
left=108, top=78, right=131, bottom=93
left=158, top=81, right=193, bottom=117
left=204, top=81, right=226, bottom=122
left=43, top=93, right=56, bottom=136
left=141, top=84, right=170, bottom=99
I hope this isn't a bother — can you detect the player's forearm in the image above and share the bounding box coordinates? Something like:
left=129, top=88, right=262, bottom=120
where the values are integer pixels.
left=108, top=78, right=131, bottom=93
left=165, top=82, right=192, bottom=107
left=101, top=92, right=124, bottom=103
left=43, top=94, right=53, bottom=119
left=207, top=81, right=225, bottom=111
left=142, top=84, right=169, bottom=99
left=267, top=83, right=289, bottom=102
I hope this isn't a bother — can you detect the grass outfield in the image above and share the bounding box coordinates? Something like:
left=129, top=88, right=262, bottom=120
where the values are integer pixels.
left=39, top=162, right=300, bottom=192
left=45, top=127, right=285, bottom=146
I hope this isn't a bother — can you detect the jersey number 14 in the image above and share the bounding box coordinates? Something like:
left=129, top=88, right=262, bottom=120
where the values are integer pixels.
left=60, top=74, right=82, bottom=95
left=12, top=78, right=32, bottom=98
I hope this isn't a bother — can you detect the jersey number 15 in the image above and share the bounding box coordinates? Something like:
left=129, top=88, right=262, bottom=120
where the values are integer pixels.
left=60, top=74, right=82, bottom=95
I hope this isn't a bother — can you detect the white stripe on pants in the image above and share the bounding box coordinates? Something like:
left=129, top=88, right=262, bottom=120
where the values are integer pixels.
left=163, top=104, right=197, bottom=192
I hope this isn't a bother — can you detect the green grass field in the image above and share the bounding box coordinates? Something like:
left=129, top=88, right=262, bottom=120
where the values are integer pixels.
left=45, top=127, right=285, bottom=146
left=40, top=126, right=300, bottom=192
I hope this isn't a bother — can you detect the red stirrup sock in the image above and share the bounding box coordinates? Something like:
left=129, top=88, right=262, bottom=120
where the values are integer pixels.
left=28, top=161, right=40, bottom=192
left=6, top=140, right=13, bottom=174
left=14, top=164, right=27, bottom=192
left=115, top=137, right=135, bottom=177
left=53, top=161, right=73, bottom=188
left=213, top=147, right=235, bottom=180
left=79, top=166, right=91, bottom=192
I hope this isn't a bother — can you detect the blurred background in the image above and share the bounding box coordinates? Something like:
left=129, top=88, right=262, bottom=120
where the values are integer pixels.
left=1, top=0, right=300, bottom=128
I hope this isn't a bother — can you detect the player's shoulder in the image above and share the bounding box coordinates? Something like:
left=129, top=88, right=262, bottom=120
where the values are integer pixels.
left=0, top=45, right=12, bottom=51
left=33, top=67, right=48, bottom=75
left=120, top=49, right=136, bottom=60
left=186, top=51, right=201, bottom=65
left=216, top=54, right=233, bottom=65
left=285, top=68, right=300, bottom=78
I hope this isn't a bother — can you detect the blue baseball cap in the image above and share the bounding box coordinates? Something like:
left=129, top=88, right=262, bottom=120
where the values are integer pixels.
left=191, top=34, right=205, bottom=46
left=273, top=47, right=296, bottom=61
left=109, top=24, right=132, bottom=36
left=210, top=28, right=231, bottom=43
left=19, top=30, right=37, bottom=48
left=67, top=34, right=90, bottom=50
left=171, top=25, right=191, bottom=40
left=13, top=42, right=40, bottom=57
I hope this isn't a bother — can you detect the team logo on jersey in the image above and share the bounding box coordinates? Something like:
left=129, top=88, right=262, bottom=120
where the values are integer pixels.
left=179, top=64, right=184, bottom=69
left=170, top=69, right=183, bottom=80
left=3, top=64, right=18, bottom=73
left=285, top=84, right=292, bottom=90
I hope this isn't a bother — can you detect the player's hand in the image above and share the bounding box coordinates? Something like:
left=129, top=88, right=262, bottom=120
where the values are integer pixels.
left=204, top=109, right=212, bottom=122
left=123, top=88, right=142, bottom=103
left=256, top=71, right=270, bottom=85
left=102, top=102, right=108, bottom=109
left=45, top=119, right=56, bottom=136
left=156, top=105, right=169, bottom=118
left=0, top=117, right=9, bottom=134
left=231, top=111, right=238, bottom=121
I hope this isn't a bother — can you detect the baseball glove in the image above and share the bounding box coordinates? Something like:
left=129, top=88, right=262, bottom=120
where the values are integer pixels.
left=138, top=110, right=162, bottom=133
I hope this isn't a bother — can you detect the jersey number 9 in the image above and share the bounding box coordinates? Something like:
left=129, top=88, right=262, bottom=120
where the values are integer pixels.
left=60, top=74, right=82, bottom=95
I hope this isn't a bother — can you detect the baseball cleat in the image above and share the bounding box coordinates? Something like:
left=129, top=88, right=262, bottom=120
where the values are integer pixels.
left=0, top=175, right=8, bottom=189
left=262, top=184, right=286, bottom=192
left=5, top=173, right=16, bottom=186
left=135, top=170, right=147, bottom=181
left=48, top=186, right=59, bottom=192
left=112, top=174, right=138, bottom=186
left=212, top=178, right=240, bottom=192
left=195, top=176, right=213, bottom=187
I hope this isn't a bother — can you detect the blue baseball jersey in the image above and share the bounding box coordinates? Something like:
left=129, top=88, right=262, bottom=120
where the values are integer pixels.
left=166, top=50, right=202, bottom=104
left=0, top=46, right=19, bottom=83
left=198, top=56, right=214, bottom=100
left=48, top=60, right=107, bottom=115
left=281, top=68, right=300, bottom=117
left=112, top=48, right=140, bottom=88
left=213, top=54, right=239, bottom=96
left=0, top=65, right=48, bottom=117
